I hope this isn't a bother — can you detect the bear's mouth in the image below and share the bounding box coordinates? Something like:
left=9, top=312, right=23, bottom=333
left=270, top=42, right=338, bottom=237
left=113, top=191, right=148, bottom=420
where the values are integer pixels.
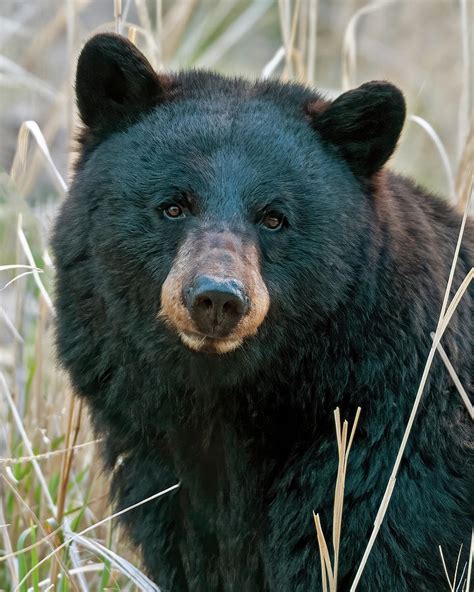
left=179, top=331, right=243, bottom=354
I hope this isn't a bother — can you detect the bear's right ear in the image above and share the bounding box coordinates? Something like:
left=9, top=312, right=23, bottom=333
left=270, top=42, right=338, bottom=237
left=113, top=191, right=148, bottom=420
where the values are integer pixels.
left=76, top=33, right=168, bottom=134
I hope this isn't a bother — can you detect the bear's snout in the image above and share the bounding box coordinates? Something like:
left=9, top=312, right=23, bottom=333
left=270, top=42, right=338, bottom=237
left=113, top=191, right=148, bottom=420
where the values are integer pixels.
left=184, top=276, right=250, bottom=338
left=159, top=230, right=270, bottom=353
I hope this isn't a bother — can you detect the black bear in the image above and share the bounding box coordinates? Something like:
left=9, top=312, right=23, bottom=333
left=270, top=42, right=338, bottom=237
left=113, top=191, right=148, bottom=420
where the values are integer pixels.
left=52, top=33, right=473, bottom=591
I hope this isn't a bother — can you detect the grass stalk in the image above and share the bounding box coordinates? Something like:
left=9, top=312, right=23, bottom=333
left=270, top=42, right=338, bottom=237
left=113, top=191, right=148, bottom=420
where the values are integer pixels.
left=0, top=491, right=18, bottom=587
left=306, top=0, right=318, bottom=84
left=342, top=1, right=397, bottom=90
left=315, top=407, right=361, bottom=592
left=466, top=530, right=473, bottom=592
left=49, top=393, right=83, bottom=588
left=409, top=114, right=455, bottom=199
left=432, top=334, right=474, bottom=420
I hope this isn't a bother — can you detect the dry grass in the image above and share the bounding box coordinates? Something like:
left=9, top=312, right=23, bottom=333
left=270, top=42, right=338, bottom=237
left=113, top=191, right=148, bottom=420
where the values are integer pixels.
left=0, top=1, right=472, bottom=590
left=313, top=407, right=361, bottom=592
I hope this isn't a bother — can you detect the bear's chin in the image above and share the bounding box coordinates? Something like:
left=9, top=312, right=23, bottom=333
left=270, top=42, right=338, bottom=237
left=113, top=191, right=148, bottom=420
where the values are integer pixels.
left=179, top=331, right=243, bottom=354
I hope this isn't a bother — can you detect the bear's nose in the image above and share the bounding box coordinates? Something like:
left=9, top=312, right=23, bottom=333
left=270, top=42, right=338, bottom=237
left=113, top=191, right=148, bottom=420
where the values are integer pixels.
left=185, top=276, right=249, bottom=337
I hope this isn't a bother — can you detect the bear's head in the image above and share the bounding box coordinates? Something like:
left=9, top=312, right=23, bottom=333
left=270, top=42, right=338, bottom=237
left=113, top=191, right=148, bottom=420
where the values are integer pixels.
left=55, top=33, right=405, bottom=380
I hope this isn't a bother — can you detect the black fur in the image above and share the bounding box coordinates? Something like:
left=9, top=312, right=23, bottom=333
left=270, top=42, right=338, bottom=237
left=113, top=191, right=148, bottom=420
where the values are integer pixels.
left=52, top=34, right=473, bottom=591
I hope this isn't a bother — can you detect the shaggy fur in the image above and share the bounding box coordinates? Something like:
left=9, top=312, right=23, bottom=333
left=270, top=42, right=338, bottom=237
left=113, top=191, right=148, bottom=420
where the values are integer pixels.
left=52, top=34, right=473, bottom=591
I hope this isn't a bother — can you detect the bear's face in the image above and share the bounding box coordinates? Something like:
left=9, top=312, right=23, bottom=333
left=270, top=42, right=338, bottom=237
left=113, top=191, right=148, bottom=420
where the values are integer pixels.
left=60, top=34, right=405, bottom=366
left=80, top=100, right=367, bottom=355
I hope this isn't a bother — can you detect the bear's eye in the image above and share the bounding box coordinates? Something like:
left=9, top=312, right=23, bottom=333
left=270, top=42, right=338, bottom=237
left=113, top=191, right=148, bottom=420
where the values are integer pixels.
left=261, top=212, right=284, bottom=231
left=163, top=204, right=185, bottom=219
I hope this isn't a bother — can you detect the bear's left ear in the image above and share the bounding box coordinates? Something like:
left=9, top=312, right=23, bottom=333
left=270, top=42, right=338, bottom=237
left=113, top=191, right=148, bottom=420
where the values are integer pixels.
left=75, top=33, right=169, bottom=135
left=307, top=81, right=406, bottom=177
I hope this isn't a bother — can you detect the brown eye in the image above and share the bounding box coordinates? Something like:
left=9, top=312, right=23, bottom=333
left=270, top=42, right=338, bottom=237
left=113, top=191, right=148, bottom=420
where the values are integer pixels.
left=261, top=212, right=284, bottom=231
left=163, top=205, right=184, bottom=219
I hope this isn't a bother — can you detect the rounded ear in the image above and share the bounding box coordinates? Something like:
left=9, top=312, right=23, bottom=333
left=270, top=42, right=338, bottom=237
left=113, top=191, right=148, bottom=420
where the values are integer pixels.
left=76, top=33, right=169, bottom=134
left=307, top=81, right=406, bottom=177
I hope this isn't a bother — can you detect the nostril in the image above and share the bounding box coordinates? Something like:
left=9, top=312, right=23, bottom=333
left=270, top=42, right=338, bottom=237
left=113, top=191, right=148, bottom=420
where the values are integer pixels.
left=222, top=298, right=245, bottom=317
left=197, top=297, right=213, bottom=311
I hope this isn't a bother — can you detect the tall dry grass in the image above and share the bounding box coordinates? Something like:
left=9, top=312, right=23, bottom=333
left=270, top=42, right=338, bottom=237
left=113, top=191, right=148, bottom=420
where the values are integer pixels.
left=0, top=1, right=472, bottom=590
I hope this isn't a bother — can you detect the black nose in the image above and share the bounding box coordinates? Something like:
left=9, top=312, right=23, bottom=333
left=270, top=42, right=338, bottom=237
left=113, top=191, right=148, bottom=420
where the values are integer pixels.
left=185, top=276, right=249, bottom=337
